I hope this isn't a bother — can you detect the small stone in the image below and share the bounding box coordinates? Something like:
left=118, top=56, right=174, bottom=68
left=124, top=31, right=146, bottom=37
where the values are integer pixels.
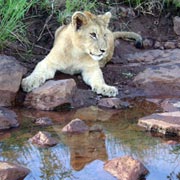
left=0, top=161, right=30, bottom=180
left=164, top=41, right=176, bottom=49
left=62, top=118, right=89, bottom=133
left=35, top=117, right=53, bottom=126
left=143, top=38, right=154, bottom=49
left=98, top=98, right=130, bottom=109
left=173, top=16, right=180, bottom=35
left=104, top=156, right=149, bottom=180
left=165, top=140, right=178, bottom=145
left=154, top=41, right=162, bottom=49
left=29, top=131, right=57, bottom=147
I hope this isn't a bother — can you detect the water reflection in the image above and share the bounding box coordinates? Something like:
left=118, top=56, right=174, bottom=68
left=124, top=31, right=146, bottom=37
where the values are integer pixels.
left=0, top=101, right=179, bottom=180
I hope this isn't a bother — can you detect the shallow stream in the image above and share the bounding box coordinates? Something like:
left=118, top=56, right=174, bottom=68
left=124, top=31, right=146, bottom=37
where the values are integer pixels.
left=0, top=100, right=180, bottom=180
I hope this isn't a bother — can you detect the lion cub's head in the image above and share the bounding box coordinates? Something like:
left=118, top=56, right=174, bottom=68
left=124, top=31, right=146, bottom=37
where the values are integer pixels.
left=71, top=11, right=112, bottom=61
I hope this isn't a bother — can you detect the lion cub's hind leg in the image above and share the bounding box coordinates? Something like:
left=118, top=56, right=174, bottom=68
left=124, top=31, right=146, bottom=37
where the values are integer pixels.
left=21, top=59, right=56, bottom=92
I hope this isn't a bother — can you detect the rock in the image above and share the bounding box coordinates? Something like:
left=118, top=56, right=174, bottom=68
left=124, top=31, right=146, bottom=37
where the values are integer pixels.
left=133, top=49, right=180, bottom=97
left=173, top=16, right=180, bottom=35
left=89, top=124, right=103, bottom=132
left=160, top=99, right=180, bottom=112
left=0, top=55, right=27, bottom=106
left=138, top=111, right=180, bottom=136
left=34, top=117, right=53, bottom=126
left=0, top=107, right=19, bottom=130
left=164, top=41, right=176, bottom=49
left=72, top=89, right=97, bottom=108
left=0, top=161, right=30, bottom=180
left=29, top=131, right=57, bottom=147
left=104, top=156, right=149, bottom=180
left=143, top=38, right=154, bottom=49
left=62, top=118, right=89, bottom=133
left=24, top=79, right=76, bottom=110
left=165, top=140, right=178, bottom=145
left=98, top=98, right=130, bottom=109
left=154, top=41, right=163, bottom=49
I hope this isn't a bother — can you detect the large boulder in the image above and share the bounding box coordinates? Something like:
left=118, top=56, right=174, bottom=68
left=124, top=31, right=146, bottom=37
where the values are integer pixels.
left=0, top=161, right=30, bottom=180
left=138, top=111, right=180, bottom=136
left=104, top=156, right=149, bottom=180
left=24, top=79, right=76, bottom=110
left=133, top=49, right=180, bottom=97
left=0, top=55, right=27, bottom=106
left=0, top=107, right=19, bottom=130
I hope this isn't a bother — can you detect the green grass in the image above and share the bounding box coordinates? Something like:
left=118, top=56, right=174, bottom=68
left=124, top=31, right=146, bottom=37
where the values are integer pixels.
left=58, top=0, right=97, bottom=24
left=0, top=0, right=36, bottom=48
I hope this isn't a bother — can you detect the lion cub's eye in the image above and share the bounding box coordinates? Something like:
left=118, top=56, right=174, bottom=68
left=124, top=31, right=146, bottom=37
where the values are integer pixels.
left=90, top=32, right=97, bottom=39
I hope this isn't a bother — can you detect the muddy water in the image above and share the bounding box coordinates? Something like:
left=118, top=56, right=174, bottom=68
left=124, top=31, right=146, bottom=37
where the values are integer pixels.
left=0, top=100, right=180, bottom=180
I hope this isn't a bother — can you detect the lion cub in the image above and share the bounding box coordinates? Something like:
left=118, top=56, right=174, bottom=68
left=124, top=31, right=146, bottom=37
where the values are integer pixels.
left=22, top=11, right=142, bottom=97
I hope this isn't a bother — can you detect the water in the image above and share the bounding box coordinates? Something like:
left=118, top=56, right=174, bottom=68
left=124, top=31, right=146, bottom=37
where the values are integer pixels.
left=0, top=100, right=180, bottom=180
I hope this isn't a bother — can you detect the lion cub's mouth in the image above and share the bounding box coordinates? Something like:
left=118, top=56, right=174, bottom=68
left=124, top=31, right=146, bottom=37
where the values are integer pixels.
left=90, top=52, right=103, bottom=61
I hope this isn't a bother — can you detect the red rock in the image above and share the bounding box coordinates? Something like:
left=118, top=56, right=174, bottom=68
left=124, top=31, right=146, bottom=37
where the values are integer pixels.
left=29, top=131, right=57, bottom=147
left=0, top=55, right=27, bottom=106
left=24, top=79, right=76, bottom=110
left=62, top=118, right=89, bottom=133
left=0, top=161, right=30, bottom=180
left=0, top=107, right=19, bottom=130
left=104, top=156, right=149, bottom=180
left=138, top=111, right=180, bottom=136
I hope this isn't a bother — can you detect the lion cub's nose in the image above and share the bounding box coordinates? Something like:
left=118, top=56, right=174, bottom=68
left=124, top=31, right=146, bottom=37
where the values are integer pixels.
left=100, top=49, right=105, bottom=53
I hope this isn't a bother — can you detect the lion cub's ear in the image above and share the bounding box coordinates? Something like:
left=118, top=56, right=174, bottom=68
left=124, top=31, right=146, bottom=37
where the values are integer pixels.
left=100, top=12, right=112, bottom=26
left=72, top=11, right=87, bottom=30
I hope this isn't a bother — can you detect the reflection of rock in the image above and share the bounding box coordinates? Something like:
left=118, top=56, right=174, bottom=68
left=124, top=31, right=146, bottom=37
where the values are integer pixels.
left=104, top=156, right=149, bottom=180
left=62, top=118, right=89, bottom=133
left=75, top=106, right=118, bottom=121
left=0, top=55, right=27, bottom=106
left=64, top=132, right=107, bottom=171
left=24, top=79, right=76, bottom=110
left=138, top=111, right=180, bottom=136
left=29, top=131, right=57, bottom=147
left=0, top=107, right=19, bottom=130
left=0, top=161, right=30, bottom=180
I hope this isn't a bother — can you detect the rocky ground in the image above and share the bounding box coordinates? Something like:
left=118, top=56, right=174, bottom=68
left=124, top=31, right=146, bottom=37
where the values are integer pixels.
left=0, top=6, right=180, bottom=180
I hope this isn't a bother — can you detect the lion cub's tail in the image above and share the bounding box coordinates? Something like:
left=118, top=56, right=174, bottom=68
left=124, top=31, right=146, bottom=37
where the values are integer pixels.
left=113, top=31, right=142, bottom=48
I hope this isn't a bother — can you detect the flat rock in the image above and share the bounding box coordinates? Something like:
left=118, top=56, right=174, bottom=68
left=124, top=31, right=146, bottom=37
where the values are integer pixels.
left=29, top=131, right=57, bottom=147
left=173, top=16, right=180, bottom=35
left=98, top=98, right=130, bottom=109
left=0, top=55, right=27, bottom=106
left=138, top=111, right=180, bottom=136
left=0, top=107, right=19, bottom=130
left=133, top=49, right=180, bottom=97
left=24, top=79, right=76, bottom=110
left=62, top=118, right=89, bottom=133
left=104, top=156, right=149, bottom=180
left=0, top=161, right=30, bottom=180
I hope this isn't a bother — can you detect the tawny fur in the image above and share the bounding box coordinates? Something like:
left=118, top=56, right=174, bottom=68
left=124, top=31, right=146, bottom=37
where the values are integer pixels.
left=21, top=11, right=142, bottom=97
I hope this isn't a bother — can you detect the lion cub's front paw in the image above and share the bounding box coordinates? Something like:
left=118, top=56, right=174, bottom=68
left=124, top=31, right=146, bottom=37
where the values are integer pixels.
left=92, top=84, right=118, bottom=97
left=21, top=76, right=44, bottom=92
